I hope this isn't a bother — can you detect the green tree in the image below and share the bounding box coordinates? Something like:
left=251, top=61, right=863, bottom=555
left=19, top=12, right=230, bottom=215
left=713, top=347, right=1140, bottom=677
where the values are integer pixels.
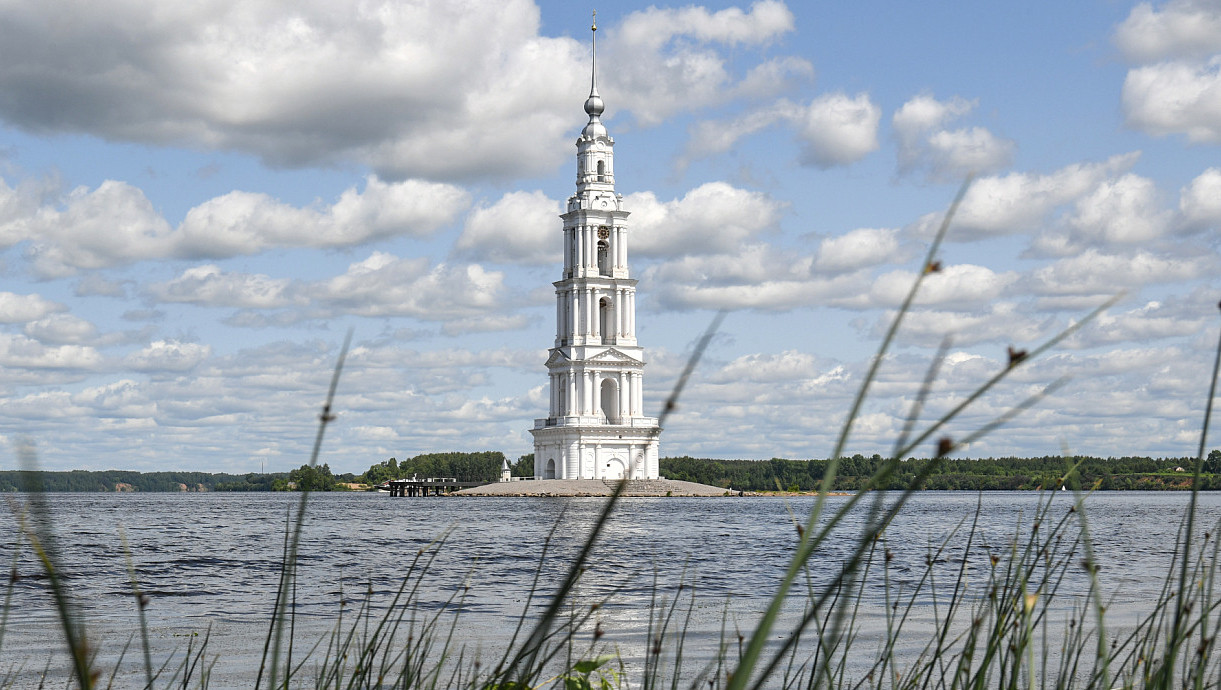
left=288, top=463, right=337, bottom=491
left=1206, top=450, right=1221, bottom=474
left=362, top=457, right=400, bottom=485
left=513, top=454, right=534, bottom=477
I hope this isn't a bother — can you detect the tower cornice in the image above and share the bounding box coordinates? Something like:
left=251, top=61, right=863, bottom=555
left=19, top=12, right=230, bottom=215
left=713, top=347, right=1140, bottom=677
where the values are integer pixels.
left=560, top=208, right=630, bottom=223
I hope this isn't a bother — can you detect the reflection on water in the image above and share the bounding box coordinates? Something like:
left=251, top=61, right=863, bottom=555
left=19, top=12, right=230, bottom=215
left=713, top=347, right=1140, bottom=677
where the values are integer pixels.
left=1, top=491, right=1216, bottom=685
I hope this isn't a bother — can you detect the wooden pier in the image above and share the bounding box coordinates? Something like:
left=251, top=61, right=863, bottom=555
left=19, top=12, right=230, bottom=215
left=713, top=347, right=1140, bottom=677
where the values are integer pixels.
left=383, top=477, right=487, bottom=497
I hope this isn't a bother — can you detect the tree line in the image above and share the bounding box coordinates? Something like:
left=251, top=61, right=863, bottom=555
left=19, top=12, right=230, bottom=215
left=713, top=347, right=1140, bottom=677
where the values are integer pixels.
left=5, top=451, right=1218, bottom=492
left=0, top=469, right=265, bottom=493
left=660, top=451, right=1221, bottom=492
left=361, top=451, right=526, bottom=485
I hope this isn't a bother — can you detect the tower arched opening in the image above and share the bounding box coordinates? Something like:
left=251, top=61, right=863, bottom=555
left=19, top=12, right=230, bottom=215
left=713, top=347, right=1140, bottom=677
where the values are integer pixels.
left=599, top=297, right=613, bottom=344
left=597, top=239, right=610, bottom=276
left=600, top=378, right=619, bottom=424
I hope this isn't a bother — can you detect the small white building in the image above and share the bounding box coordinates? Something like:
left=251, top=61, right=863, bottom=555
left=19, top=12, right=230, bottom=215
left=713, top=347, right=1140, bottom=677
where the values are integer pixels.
left=529, top=20, right=661, bottom=481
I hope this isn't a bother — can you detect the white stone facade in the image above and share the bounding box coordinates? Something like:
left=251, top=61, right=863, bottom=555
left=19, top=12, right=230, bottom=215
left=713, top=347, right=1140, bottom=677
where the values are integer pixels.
left=530, top=25, right=660, bottom=480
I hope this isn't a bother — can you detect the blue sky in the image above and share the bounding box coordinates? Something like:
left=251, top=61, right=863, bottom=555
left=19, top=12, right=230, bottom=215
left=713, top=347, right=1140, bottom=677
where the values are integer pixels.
left=0, top=0, right=1218, bottom=474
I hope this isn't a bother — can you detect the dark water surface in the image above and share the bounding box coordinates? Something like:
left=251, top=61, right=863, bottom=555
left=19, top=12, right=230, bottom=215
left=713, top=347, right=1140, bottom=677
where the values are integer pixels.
left=1, top=491, right=1216, bottom=686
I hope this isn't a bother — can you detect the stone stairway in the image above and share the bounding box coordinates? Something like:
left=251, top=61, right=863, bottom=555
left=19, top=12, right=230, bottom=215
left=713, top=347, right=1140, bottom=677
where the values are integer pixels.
left=601, top=479, right=680, bottom=495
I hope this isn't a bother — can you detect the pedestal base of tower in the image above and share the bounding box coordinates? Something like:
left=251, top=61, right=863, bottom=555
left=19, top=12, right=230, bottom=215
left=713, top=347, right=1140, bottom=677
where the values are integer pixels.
left=530, top=420, right=660, bottom=480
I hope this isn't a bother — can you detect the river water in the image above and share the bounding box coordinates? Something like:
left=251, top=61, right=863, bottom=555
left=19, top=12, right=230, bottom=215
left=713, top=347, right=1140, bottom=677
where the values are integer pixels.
left=0, top=491, right=1216, bottom=687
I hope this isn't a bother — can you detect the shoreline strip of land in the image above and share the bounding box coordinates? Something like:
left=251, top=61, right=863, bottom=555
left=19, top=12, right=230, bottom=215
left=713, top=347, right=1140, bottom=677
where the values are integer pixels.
left=453, top=478, right=740, bottom=497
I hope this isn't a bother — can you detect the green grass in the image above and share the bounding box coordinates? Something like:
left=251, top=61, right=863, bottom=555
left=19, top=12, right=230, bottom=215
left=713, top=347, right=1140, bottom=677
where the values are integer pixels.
left=5, top=180, right=1221, bottom=688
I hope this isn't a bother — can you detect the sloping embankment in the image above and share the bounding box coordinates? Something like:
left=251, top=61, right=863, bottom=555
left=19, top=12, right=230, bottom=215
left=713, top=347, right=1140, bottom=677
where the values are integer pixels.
left=453, top=478, right=741, bottom=497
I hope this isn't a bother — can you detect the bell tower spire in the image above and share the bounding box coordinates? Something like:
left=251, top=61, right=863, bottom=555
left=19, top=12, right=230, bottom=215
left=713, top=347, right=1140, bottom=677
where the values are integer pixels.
left=590, top=11, right=599, bottom=98
left=529, top=14, right=661, bottom=482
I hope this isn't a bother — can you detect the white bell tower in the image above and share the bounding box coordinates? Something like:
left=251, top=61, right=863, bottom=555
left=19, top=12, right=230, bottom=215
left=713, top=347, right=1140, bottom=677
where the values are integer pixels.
left=530, top=15, right=661, bottom=480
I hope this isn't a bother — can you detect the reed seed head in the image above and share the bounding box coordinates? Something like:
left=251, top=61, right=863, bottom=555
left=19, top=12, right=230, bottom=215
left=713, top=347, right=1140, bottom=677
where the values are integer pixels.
left=1023, top=592, right=1038, bottom=613
left=1007, top=346, right=1028, bottom=367
left=936, top=437, right=953, bottom=456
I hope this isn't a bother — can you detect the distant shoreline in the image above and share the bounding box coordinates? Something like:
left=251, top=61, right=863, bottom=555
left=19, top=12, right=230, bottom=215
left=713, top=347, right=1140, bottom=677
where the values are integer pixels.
left=3, top=451, right=1218, bottom=494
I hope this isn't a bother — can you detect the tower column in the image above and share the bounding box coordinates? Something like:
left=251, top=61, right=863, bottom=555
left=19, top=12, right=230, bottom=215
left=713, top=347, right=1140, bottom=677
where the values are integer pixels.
left=618, top=371, right=627, bottom=419
left=618, top=288, right=626, bottom=336
left=570, top=289, right=578, bottom=342
left=630, top=292, right=636, bottom=336
left=568, top=372, right=577, bottom=415
left=635, top=373, right=643, bottom=415
left=586, top=287, right=595, bottom=339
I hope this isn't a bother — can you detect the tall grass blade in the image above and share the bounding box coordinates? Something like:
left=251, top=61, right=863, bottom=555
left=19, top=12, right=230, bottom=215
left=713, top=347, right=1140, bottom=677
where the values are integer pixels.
left=1154, top=301, right=1221, bottom=687
left=727, top=178, right=971, bottom=690
left=119, top=528, right=154, bottom=690
left=256, top=328, right=352, bottom=690
left=495, top=310, right=724, bottom=687
left=15, top=439, right=95, bottom=690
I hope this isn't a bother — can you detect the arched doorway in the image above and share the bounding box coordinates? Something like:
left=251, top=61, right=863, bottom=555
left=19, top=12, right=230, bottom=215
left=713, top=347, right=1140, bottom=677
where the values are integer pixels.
left=605, top=457, right=626, bottom=480
left=545, top=458, right=556, bottom=479
left=600, top=378, right=619, bottom=424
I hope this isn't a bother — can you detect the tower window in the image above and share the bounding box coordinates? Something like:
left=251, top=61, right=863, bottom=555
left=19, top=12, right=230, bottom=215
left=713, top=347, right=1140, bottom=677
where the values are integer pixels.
left=599, top=297, right=613, bottom=344
left=596, top=160, right=605, bottom=181
left=597, top=240, right=610, bottom=276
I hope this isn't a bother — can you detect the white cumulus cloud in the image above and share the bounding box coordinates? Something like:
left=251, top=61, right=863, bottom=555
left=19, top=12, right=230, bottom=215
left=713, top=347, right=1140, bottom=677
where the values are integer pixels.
left=932, top=153, right=1140, bottom=239
left=792, top=93, right=881, bottom=168
left=607, top=1, right=808, bottom=127
left=456, top=191, right=562, bottom=265
left=311, top=252, right=507, bottom=320
left=814, top=228, right=902, bottom=273
left=681, top=93, right=879, bottom=168
left=627, top=182, right=785, bottom=258
left=0, top=292, right=67, bottom=324
left=1116, top=0, right=1221, bottom=62
left=149, top=265, right=299, bottom=309
left=1122, top=58, right=1221, bottom=143
left=893, top=94, right=1013, bottom=181
left=125, top=340, right=212, bottom=373
left=2, top=174, right=470, bottom=277
left=1179, top=167, right=1221, bottom=229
